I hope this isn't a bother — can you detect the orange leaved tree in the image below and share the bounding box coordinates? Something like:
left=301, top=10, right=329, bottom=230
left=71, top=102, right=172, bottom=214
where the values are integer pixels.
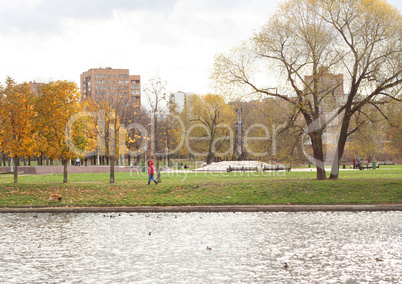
left=0, top=77, right=36, bottom=183
left=34, top=81, right=82, bottom=183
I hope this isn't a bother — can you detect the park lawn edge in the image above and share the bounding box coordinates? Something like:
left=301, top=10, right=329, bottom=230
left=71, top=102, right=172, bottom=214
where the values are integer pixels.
left=1, top=177, right=401, bottom=207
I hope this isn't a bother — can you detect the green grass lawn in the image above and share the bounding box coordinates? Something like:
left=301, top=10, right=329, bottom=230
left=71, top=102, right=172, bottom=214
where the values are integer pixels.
left=0, top=166, right=401, bottom=207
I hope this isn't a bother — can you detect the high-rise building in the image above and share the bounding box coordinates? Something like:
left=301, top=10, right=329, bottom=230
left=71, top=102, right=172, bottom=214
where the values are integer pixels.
left=80, top=67, right=141, bottom=109
left=169, top=91, right=188, bottom=112
left=304, top=66, right=345, bottom=149
left=304, top=66, right=345, bottom=111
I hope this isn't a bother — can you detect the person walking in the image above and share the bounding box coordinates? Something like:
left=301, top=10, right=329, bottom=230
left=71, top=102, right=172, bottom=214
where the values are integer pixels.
left=357, top=156, right=362, bottom=170
left=148, top=160, right=157, bottom=185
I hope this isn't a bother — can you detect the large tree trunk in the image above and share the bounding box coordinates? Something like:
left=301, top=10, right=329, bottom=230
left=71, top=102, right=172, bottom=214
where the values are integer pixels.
left=156, top=158, right=161, bottom=183
left=206, top=151, right=214, bottom=164
left=310, top=132, right=326, bottom=180
left=13, top=156, right=18, bottom=183
left=330, top=111, right=352, bottom=179
left=110, top=156, right=115, bottom=183
left=63, top=158, right=68, bottom=183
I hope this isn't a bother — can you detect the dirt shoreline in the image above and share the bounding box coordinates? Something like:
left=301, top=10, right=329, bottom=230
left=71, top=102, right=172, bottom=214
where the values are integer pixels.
left=0, top=204, right=401, bottom=213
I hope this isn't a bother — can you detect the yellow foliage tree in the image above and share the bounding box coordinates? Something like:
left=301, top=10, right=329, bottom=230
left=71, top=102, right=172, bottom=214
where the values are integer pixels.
left=34, top=81, right=82, bottom=183
left=0, top=77, right=36, bottom=183
left=187, top=94, right=235, bottom=164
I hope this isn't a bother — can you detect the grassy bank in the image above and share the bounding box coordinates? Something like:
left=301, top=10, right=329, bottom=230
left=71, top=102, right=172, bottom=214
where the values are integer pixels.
left=0, top=166, right=401, bottom=207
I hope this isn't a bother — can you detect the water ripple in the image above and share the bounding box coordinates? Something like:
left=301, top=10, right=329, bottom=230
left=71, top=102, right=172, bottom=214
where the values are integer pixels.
left=0, top=211, right=401, bottom=283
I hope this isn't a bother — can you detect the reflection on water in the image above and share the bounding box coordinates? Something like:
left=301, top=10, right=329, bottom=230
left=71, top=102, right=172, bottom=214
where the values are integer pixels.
left=0, top=212, right=401, bottom=283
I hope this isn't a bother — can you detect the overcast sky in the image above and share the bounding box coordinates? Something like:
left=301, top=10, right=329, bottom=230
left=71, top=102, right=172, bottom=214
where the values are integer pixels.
left=1, top=0, right=401, bottom=96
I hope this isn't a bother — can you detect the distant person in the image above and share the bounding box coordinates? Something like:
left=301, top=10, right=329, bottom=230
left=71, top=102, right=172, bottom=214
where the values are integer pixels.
left=75, top=157, right=80, bottom=166
left=357, top=156, right=361, bottom=167
left=84, top=157, right=88, bottom=167
left=353, top=158, right=356, bottom=168
left=148, top=160, right=157, bottom=185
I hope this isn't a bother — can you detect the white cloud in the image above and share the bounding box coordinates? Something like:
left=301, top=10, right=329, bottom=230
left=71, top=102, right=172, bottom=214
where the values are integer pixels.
left=1, top=0, right=400, bottom=96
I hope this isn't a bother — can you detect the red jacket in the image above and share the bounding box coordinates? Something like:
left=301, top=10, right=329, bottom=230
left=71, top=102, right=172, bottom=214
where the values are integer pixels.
left=148, top=161, right=154, bottom=175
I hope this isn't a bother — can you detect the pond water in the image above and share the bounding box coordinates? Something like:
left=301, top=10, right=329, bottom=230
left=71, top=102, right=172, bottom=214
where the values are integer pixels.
left=0, top=212, right=401, bottom=283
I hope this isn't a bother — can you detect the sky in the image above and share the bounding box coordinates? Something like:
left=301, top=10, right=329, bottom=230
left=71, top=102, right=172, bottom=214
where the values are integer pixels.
left=1, top=0, right=401, bottom=97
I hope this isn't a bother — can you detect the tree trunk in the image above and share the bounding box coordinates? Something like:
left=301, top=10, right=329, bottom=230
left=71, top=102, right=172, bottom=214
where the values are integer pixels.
left=156, top=158, right=161, bottom=183
left=330, top=112, right=351, bottom=179
left=13, top=156, right=18, bottom=183
left=63, top=158, right=68, bottom=183
left=310, top=132, right=326, bottom=180
left=206, top=152, right=214, bottom=164
left=110, top=156, right=115, bottom=183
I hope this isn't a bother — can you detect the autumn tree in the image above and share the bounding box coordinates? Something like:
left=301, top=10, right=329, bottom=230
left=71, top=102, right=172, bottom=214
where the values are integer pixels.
left=347, top=106, right=384, bottom=164
left=85, top=76, right=135, bottom=183
left=0, top=77, right=36, bottom=183
left=187, top=94, right=235, bottom=164
left=386, top=98, right=402, bottom=159
left=34, top=81, right=82, bottom=183
left=124, top=107, right=151, bottom=165
left=245, top=98, right=306, bottom=165
left=212, top=0, right=401, bottom=179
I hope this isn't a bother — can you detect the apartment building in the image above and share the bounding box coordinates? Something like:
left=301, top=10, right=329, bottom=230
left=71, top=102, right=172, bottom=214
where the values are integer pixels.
left=169, top=91, right=189, bottom=112
left=304, top=66, right=345, bottom=149
left=80, top=67, right=141, bottom=110
left=304, top=66, right=345, bottom=111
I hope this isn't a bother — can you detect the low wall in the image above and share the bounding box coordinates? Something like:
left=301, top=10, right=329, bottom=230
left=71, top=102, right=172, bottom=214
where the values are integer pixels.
left=0, top=166, right=141, bottom=175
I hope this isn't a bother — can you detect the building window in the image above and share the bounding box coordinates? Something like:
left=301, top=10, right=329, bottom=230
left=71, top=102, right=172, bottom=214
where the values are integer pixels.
left=119, top=80, right=129, bottom=84
left=95, top=74, right=105, bottom=78
left=119, top=74, right=129, bottom=78
left=131, top=90, right=140, bottom=95
left=95, top=80, right=105, bottom=84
